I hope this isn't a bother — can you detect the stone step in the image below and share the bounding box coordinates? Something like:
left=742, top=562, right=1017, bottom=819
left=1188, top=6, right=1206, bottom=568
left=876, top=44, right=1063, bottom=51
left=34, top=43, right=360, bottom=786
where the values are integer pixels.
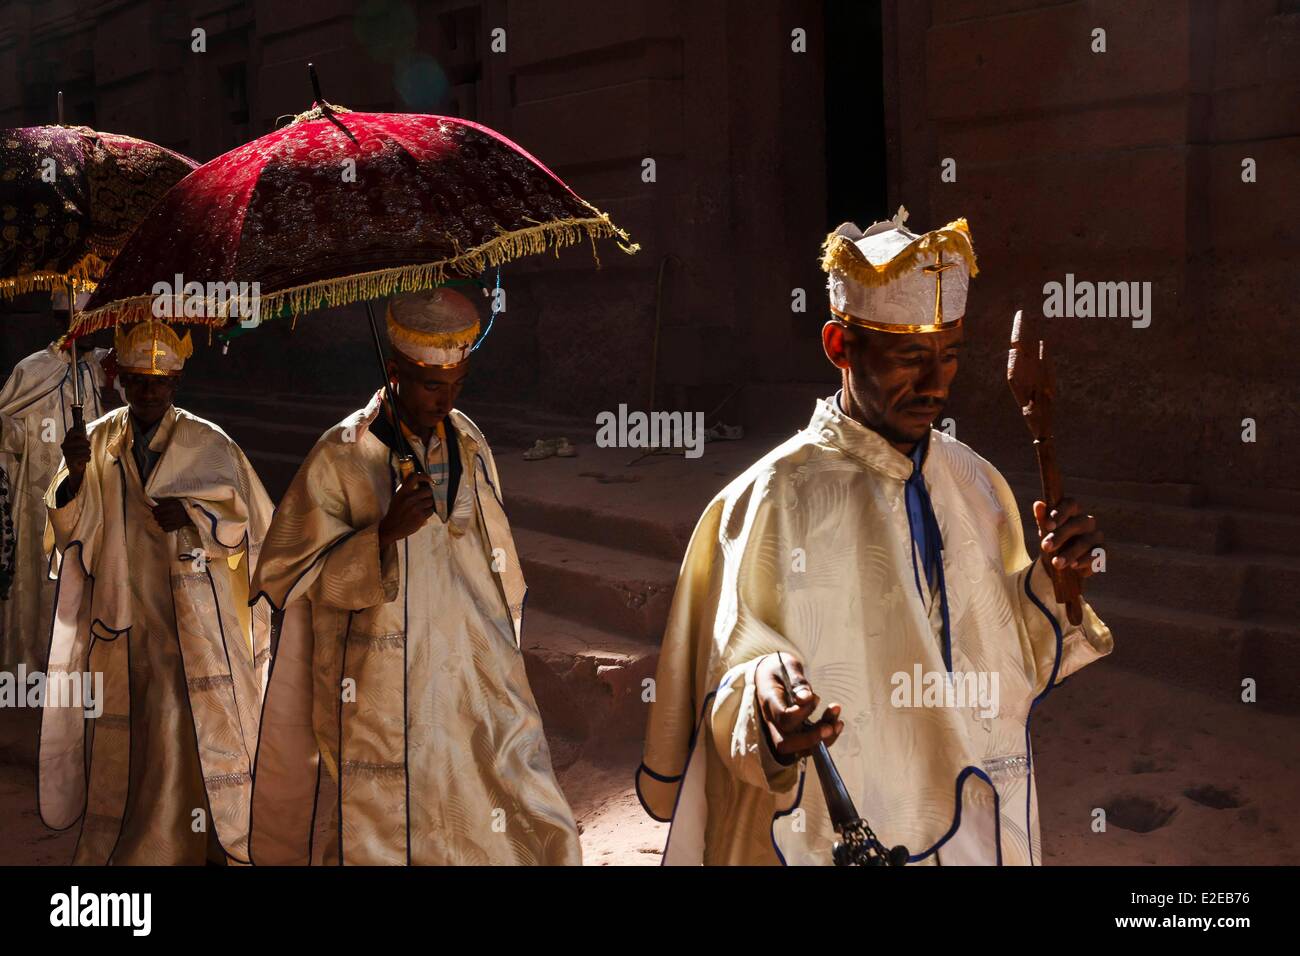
left=1224, top=508, right=1300, bottom=558
left=1084, top=542, right=1300, bottom=620
left=1092, top=596, right=1299, bottom=712
left=1004, top=478, right=1300, bottom=559
left=1207, top=483, right=1300, bottom=516
left=519, top=609, right=658, bottom=752
left=508, top=490, right=691, bottom=564
left=182, top=388, right=590, bottom=450
left=1239, top=552, right=1300, bottom=620
left=1002, top=470, right=1204, bottom=508
left=179, top=389, right=594, bottom=501
left=514, top=527, right=678, bottom=644
left=182, top=389, right=354, bottom=431
left=1006, top=480, right=1229, bottom=553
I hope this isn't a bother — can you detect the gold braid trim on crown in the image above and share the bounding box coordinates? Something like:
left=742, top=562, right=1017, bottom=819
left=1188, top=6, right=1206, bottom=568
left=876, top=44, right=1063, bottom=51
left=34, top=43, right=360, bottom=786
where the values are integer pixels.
left=385, top=312, right=480, bottom=349
left=819, top=218, right=979, bottom=287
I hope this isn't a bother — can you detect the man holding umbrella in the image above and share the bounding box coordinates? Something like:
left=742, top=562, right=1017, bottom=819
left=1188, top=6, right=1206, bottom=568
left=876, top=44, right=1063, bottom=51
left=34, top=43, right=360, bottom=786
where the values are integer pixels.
left=41, top=318, right=273, bottom=865
left=250, top=288, right=581, bottom=866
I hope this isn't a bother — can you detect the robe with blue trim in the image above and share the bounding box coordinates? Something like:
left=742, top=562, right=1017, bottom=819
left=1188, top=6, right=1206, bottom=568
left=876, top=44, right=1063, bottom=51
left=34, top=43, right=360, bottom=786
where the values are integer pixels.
left=637, top=395, right=1113, bottom=865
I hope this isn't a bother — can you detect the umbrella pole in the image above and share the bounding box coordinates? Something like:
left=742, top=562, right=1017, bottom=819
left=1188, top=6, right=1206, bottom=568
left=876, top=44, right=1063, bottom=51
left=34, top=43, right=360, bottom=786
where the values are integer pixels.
left=55, top=95, right=82, bottom=427
left=365, top=300, right=423, bottom=476
left=66, top=280, right=83, bottom=428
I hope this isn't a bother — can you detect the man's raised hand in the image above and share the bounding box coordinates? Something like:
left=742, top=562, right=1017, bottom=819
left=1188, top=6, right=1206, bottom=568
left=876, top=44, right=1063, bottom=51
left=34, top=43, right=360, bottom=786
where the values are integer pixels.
left=378, top=472, right=435, bottom=550
left=61, top=421, right=90, bottom=474
left=755, top=653, right=844, bottom=766
left=1034, top=497, right=1103, bottom=578
left=59, top=421, right=91, bottom=497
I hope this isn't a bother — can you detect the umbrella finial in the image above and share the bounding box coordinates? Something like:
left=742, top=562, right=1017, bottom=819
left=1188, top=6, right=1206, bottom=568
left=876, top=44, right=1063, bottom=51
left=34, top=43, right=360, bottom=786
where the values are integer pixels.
left=57, top=90, right=63, bottom=125
left=306, top=62, right=339, bottom=123
left=308, top=62, right=323, bottom=106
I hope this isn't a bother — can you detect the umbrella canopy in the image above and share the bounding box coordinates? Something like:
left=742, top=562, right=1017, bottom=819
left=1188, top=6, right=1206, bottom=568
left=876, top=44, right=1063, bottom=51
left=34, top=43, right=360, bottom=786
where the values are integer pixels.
left=0, top=125, right=197, bottom=298
left=73, top=103, right=637, bottom=336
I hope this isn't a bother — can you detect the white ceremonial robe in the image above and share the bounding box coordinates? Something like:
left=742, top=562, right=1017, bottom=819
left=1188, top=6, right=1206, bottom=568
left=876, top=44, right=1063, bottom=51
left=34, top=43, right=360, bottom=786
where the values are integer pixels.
left=0, top=344, right=108, bottom=669
left=249, top=391, right=581, bottom=866
left=638, top=395, right=1114, bottom=865
left=41, top=405, right=273, bottom=864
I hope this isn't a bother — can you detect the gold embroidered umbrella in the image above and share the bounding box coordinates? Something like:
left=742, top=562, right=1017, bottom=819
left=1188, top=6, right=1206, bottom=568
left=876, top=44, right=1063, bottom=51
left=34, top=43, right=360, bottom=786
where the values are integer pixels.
left=1, top=94, right=198, bottom=418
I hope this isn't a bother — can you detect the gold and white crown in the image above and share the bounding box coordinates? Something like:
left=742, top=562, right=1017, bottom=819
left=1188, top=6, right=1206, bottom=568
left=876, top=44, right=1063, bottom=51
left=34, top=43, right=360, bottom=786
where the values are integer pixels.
left=821, top=206, right=978, bottom=333
left=386, top=288, right=480, bottom=368
left=114, top=320, right=193, bottom=376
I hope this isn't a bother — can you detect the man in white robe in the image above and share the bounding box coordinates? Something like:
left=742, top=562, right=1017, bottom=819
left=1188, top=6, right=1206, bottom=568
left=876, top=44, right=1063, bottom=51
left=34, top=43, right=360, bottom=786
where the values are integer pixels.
left=638, top=209, right=1114, bottom=865
left=0, top=312, right=115, bottom=670
left=250, top=289, right=581, bottom=866
left=42, top=319, right=272, bottom=865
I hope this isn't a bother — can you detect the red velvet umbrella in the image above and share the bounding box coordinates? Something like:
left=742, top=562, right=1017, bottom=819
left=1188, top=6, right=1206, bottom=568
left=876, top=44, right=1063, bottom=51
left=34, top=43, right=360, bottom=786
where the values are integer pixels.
left=73, top=93, right=637, bottom=336
left=72, top=67, right=637, bottom=472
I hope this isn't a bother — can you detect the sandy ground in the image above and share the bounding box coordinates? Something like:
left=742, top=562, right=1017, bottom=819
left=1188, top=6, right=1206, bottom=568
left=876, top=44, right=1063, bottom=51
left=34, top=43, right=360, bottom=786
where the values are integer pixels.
left=2, top=662, right=1296, bottom=866
left=555, top=746, right=668, bottom=866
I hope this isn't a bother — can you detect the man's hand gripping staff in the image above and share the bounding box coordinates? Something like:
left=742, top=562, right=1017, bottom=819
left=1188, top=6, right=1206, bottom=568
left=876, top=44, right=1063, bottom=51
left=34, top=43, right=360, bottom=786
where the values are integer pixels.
left=759, top=652, right=909, bottom=866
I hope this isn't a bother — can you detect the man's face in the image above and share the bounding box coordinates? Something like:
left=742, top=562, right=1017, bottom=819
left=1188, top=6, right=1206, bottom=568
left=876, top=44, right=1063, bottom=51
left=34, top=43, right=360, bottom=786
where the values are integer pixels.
left=389, top=352, right=469, bottom=430
left=823, top=321, right=963, bottom=448
left=119, top=371, right=179, bottom=427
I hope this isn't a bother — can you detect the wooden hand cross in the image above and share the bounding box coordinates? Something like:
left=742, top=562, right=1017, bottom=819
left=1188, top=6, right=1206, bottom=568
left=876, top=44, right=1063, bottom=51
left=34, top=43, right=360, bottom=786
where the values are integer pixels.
left=1007, top=309, right=1084, bottom=626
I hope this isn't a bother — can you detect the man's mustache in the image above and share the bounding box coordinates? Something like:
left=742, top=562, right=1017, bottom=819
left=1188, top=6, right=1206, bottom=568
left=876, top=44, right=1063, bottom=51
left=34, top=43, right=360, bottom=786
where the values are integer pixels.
left=904, top=399, right=945, bottom=412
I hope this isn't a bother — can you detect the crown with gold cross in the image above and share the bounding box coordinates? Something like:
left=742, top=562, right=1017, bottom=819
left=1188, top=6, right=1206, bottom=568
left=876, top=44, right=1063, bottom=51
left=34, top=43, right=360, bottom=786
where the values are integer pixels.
left=114, top=319, right=193, bottom=376
left=820, top=206, right=978, bottom=333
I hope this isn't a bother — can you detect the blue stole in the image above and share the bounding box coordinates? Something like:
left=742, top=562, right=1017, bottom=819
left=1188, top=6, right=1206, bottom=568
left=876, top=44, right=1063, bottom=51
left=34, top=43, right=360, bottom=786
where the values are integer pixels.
left=904, top=431, right=953, bottom=670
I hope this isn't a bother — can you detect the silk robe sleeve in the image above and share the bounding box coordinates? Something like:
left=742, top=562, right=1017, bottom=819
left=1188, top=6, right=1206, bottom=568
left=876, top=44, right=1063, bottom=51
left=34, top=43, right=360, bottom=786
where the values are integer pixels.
left=179, top=440, right=270, bottom=551
left=988, top=465, right=1114, bottom=698
left=706, top=480, right=801, bottom=795
left=711, top=656, right=800, bottom=793
left=251, top=440, right=399, bottom=612
left=639, top=495, right=727, bottom=820
left=44, top=453, right=105, bottom=575
left=319, top=524, right=397, bottom=609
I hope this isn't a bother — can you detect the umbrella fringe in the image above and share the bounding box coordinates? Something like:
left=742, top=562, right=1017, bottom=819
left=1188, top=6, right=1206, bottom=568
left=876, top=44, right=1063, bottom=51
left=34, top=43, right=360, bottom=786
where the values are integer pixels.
left=0, top=270, right=98, bottom=300
left=67, top=251, right=113, bottom=282
left=63, top=213, right=641, bottom=340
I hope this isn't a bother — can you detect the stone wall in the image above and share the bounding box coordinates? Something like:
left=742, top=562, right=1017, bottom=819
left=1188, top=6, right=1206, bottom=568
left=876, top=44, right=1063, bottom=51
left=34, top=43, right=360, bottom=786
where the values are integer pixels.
left=883, top=0, right=1300, bottom=496
left=2, top=0, right=1296, bottom=495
